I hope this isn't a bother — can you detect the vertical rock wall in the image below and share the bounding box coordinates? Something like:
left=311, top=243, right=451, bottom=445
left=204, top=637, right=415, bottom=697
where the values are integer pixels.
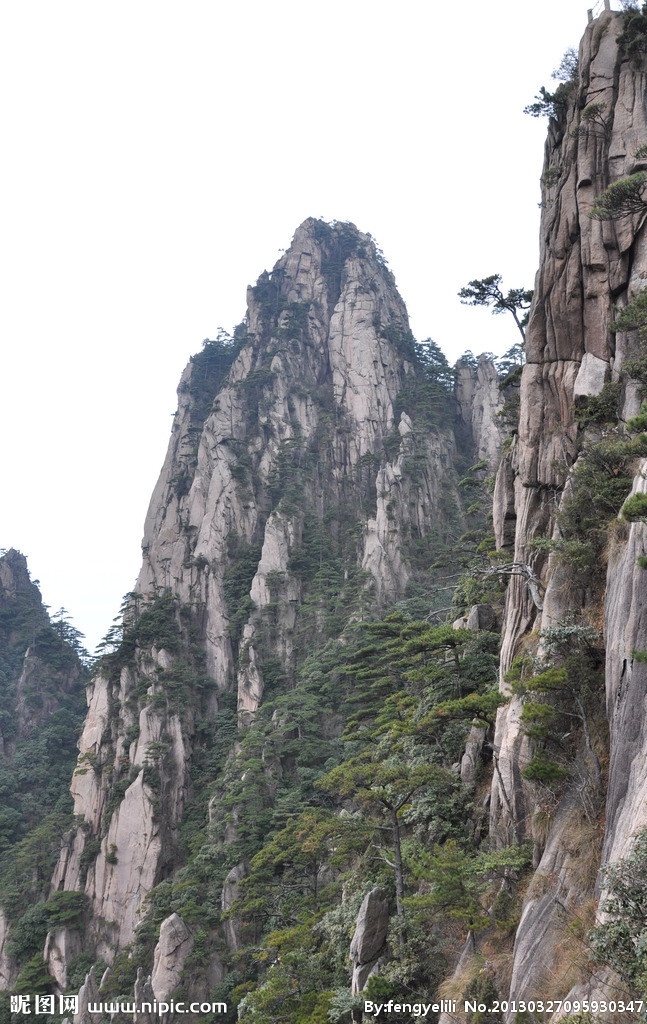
left=488, top=9, right=647, bottom=1006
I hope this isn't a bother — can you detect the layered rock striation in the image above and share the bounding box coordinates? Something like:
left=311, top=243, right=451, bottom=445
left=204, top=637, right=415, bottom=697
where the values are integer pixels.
left=48, top=220, right=483, bottom=967
left=485, top=8, right=647, bottom=1008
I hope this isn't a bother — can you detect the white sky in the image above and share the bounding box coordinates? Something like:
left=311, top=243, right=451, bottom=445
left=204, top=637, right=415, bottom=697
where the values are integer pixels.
left=0, top=0, right=619, bottom=652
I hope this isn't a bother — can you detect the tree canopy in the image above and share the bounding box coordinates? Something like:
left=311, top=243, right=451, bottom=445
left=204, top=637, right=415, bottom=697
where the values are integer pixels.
left=591, top=173, right=647, bottom=220
left=458, top=275, right=533, bottom=342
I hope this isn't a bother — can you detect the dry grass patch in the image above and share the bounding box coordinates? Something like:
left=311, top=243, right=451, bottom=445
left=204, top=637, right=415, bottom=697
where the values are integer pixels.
left=437, top=952, right=486, bottom=1003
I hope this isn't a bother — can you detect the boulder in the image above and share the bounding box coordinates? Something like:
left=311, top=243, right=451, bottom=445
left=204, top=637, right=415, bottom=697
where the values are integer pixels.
left=466, top=604, right=497, bottom=631
left=350, top=887, right=390, bottom=994
left=151, top=913, right=193, bottom=1002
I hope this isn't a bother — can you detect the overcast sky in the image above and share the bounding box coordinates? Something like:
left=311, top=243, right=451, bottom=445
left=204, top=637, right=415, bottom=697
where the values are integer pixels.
left=0, top=0, right=619, bottom=652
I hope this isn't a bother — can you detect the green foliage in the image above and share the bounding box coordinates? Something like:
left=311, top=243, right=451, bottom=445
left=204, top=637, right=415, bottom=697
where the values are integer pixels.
left=97, top=592, right=181, bottom=669
left=405, top=841, right=531, bottom=932
left=392, top=338, right=455, bottom=429
left=523, top=83, right=573, bottom=122
left=0, top=811, right=73, bottom=923
left=426, top=689, right=507, bottom=730
left=229, top=809, right=365, bottom=941
left=556, top=433, right=647, bottom=584
left=181, top=331, right=242, bottom=422
left=458, top=274, right=532, bottom=342
left=275, top=301, right=310, bottom=340
left=223, top=536, right=263, bottom=650
left=251, top=270, right=287, bottom=323
left=589, top=829, right=647, bottom=996
left=99, top=946, right=138, bottom=1000
left=618, top=4, right=647, bottom=61
left=622, top=492, right=647, bottom=520
left=553, top=47, right=579, bottom=83
left=541, top=166, right=562, bottom=191
left=612, top=287, right=647, bottom=338
left=522, top=752, right=570, bottom=784
left=133, top=593, right=181, bottom=651
left=591, top=172, right=647, bottom=220
left=624, top=354, right=647, bottom=398
left=313, top=220, right=370, bottom=301
left=7, top=904, right=48, bottom=961
left=14, top=953, right=52, bottom=996
left=377, top=321, right=418, bottom=364
left=511, top=622, right=604, bottom=791
left=627, top=402, right=647, bottom=432
left=0, top=555, right=88, bottom=965
left=406, top=840, right=490, bottom=930
left=570, top=102, right=610, bottom=141
left=43, top=890, right=88, bottom=927
left=237, top=944, right=334, bottom=1024
left=495, top=343, right=525, bottom=384
left=574, top=380, right=621, bottom=426
left=524, top=48, right=577, bottom=122
left=67, top=953, right=101, bottom=991
left=464, top=971, right=503, bottom=1024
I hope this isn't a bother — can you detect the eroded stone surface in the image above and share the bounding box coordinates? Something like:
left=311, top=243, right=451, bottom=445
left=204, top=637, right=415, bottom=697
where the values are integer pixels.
left=44, top=927, right=82, bottom=992
left=455, top=355, right=505, bottom=470
left=151, top=913, right=194, bottom=1002
left=74, top=966, right=100, bottom=1024
left=603, top=466, right=647, bottom=868
left=45, top=219, right=516, bottom=992
left=350, top=887, right=390, bottom=995
left=490, top=9, right=647, bottom=1005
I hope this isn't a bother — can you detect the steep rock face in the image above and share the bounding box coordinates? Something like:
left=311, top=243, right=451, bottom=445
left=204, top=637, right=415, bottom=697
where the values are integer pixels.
left=50, top=220, right=472, bottom=972
left=455, top=355, right=505, bottom=471
left=603, top=469, right=647, bottom=868
left=51, top=645, right=195, bottom=954
left=136, top=219, right=447, bottom=705
left=489, top=9, right=647, bottom=1006
left=44, top=927, right=82, bottom=992
left=0, top=550, right=85, bottom=749
left=493, top=7, right=645, bottom=836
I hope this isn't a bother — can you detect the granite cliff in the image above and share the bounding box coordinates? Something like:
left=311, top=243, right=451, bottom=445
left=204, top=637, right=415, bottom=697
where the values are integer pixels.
left=37, top=220, right=500, bottom=1015
left=5, top=7, right=647, bottom=1018
left=483, top=7, right=647, bottom=1013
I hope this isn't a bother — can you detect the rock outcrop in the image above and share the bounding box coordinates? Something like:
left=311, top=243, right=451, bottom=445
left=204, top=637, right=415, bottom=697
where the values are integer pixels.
left=151, top=913, right=193, bottom=1001
left=349, top=887, right=390, bottom=995
left=456, top=355, right=505, bottom=471
left=603, top=470, right=647, bottom=868
left=47, top=220, right=479, bottom=985
left=74, top=967, right=100, bottom=1024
